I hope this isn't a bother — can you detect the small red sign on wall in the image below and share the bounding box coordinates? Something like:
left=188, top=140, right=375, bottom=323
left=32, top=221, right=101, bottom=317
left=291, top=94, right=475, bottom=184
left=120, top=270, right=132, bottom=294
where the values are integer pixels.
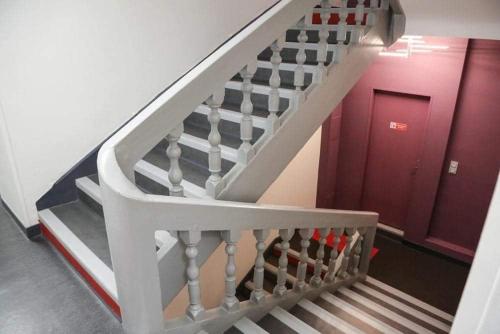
left=390, top=121, right=408, bottom=131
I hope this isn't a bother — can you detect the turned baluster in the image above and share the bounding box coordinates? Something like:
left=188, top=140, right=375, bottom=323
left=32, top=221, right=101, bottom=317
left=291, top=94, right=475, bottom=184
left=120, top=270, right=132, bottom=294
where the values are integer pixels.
left=316, top=0, right=331, bottom=83
left=205, top=89, right=226, bottom=198
left=367, top=0, right=379, bottom=26
left=350, top=228, right=366, bottom=276
left=166, top=123, right=184, bottom=197
left=250, top=229, right=270, bottom=304
left=273, top=229, right=294, bottom=297
left=310, top=228, right=330, bottom=287
left=294, top=17, right=308, bottom=105
left=267, top=37, right=284, bottom=134
left=354, top=0, right=366, bottom=43
left=238, top=62, right=257, bottom=164
left=221, top=230, right=240, bottom=311
left=325, top=227, right=344, bottom=283
left=335, top=0, right=348, bottom=64
left=338, top=228, right=355, bottom=279
left=293, top=228, right=313, bottom=292
left=179, top=231, right=204, bottom=320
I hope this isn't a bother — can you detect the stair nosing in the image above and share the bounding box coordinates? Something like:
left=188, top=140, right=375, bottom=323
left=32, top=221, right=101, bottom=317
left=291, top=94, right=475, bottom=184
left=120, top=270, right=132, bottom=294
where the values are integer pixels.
left=76, top=176, right=102, bottom=205
left=225, top=81, right=294, bottom=99
left=194, top=104, right=267, bottom=130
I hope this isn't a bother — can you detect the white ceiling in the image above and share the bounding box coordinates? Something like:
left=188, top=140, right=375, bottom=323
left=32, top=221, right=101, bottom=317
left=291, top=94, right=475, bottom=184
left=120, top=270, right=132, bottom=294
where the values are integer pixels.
left=399, top=0, right=500, bottom=40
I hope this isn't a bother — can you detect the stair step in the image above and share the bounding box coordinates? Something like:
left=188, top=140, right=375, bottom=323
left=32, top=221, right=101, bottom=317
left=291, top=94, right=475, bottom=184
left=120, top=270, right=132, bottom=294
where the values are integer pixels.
left=76, top=176, right=102, bottom=205
left=350, top=283, right=451, bottom=333
left=233, top=317, right=269, bottom=334
left=297, top=299, right=365, bottom=334
left=364, top=276, right=454, bottom=323
left=134, top=159, right=206, bottom=199
left=193, top=104, right=267, bottom=130
left=141, top=139, right=235, bottom=189
left=256, top=60, right=316, bottom=74
left=258, top=47, right=334, bottom=67
left=337, top=287, right=439, bottom=334
left=267, top=306, right=320, bottom=334
left=225, top=80, right=295, bottom=100
left=184, top=111, right=265, bottom=150
left=223, top=87, right=289, bottom=118
left=180, top=133, right=238, bottom=163
left=232, top=67, right=313, bottom=92
left=320, top=292, right=403, bottom=334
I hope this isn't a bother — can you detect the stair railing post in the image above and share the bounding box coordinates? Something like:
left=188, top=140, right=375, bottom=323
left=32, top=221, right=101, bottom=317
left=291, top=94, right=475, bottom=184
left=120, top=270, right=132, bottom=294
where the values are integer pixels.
left=179, top=231, right=205, bottom=321
left=338, top=227, right=355, bottom=279
left=273, top=229, right=295, bottom=297
left=205, top=88, right=226, bottom=198
left=315, top=0, right=331, bottom=83
left=267, top=36, right=285, bottom=135
left=354, top=0, right=366, bottom=43
left=221, top=230, right=241, bottom=312
left=359, top=225, right=377, bottom=277
left=250, top=229, right=270, bottom=304
left=367, top=0, right=379, bottom=26
left=350, top=227, right=366, bottom=276
left=293, top=228, right=313, bottom=292
left=335, top=0, right=348, bottom=64
left=166, top=123, right=184, bottom=197
left=238, top=61, right=257, bottom=164
left=310, top=227, right=330, bottom=287
left=325, top=227, right=344, bottom=283
left=294, top=17, right=308, bottom=107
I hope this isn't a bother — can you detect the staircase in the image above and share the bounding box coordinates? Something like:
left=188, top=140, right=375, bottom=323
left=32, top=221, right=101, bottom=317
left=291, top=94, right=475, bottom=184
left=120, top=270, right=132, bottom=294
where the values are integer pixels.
left=227, top=236, right=454, bottom=333
left=36, top=0, right=412, bottom=333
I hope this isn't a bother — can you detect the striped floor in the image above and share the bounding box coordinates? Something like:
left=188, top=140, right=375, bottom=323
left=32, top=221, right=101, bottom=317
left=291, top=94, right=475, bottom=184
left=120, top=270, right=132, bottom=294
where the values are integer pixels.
left=226, top=275, right=454, bottom=334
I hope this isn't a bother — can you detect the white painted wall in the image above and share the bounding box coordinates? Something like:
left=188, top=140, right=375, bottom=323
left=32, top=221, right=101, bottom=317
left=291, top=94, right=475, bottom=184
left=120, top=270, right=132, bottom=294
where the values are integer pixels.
left=400, top=0, right=500, bottom=40
left=0, top=0, right=277, bottom=228
left=165, top=127, right=323, bottom=318
left=452, top=174, right=500, bottom=333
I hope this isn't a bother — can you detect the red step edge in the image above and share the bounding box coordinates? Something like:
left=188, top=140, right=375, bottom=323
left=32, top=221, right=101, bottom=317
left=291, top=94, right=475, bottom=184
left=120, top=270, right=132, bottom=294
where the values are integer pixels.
left=40, top=222, right=121, bottom=318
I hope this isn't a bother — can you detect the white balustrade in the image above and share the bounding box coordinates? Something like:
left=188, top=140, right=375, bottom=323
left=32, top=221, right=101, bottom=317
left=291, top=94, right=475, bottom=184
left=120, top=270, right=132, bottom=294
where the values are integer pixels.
left=325, top=227, right=344, bottom=283
left=166, top=123, right=184, bottom=197
left=294, top=17, right=308, bottom=105
left=273, top=229, right=294, bottom=297
left=310, top=227, right=330, bottom=287
left=250, top=229, right=270, bottom=304
left=205, top=89, right=226, bottom=198
left=179, top=231, right=204, bottom=320
left=293, top=228, right=313, bottom=292
left=221, top=230, right=241, bottom=311
left=267, top=37, right=285, bottom=134
left=238, top=62, right=258, bottom=164
left=350, top=228, right=366, bottom=275
left=316, top=0, right=331, bottom=83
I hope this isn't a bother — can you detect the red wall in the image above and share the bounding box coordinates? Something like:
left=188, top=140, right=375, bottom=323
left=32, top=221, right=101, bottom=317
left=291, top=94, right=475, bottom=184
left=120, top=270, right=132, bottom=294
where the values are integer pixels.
left=317, top=37, right=500, bottom=261
left=427, top=40, right=500, bottom=255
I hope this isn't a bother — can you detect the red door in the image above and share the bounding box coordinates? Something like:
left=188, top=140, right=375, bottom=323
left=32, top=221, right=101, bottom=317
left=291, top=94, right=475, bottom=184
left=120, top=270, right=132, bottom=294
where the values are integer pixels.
left=361, top=91, right=430, bottom=230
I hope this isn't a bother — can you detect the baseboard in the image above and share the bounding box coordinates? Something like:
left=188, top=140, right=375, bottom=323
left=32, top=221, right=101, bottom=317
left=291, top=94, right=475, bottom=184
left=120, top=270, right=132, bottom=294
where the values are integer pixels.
left=1, top=199, right=41, bottom=239
left=40, top=221, right=121, bottom=318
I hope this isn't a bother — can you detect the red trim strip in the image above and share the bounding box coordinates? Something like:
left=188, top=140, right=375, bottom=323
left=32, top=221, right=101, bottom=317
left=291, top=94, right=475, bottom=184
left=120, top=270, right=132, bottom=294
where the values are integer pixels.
left=40, top=222, right=121, bottom=318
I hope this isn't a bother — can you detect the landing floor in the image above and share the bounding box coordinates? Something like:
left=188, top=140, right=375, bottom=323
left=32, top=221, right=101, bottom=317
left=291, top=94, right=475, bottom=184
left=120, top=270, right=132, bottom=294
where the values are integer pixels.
left=0, top=203, right=122, bottom=334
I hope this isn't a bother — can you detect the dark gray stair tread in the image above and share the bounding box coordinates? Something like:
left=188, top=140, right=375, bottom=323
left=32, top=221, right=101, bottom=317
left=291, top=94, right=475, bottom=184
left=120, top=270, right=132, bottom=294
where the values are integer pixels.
left=49, top=200, right=111, bottom=269
left=184, top=112, right=264, bottom=149
left=286, top=29, right=353, bottom=45
left=223, top=88, right=289, bottom=118
left=333, top=290, right=417, bottom=333
left=224, top=327, right=244, bottom=334
left=314, top=297, right=384, bottom=334
left=232, top=68, right=313, bottom=91
left=258, top=47, right=334, bottom=66
left=134, top=171, right=170, bottom=196
left=289, top=303, right=344, bottom=334
left=258, top=313, right=299, bottom=334
left=142, top=139, right=234, bottom=189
